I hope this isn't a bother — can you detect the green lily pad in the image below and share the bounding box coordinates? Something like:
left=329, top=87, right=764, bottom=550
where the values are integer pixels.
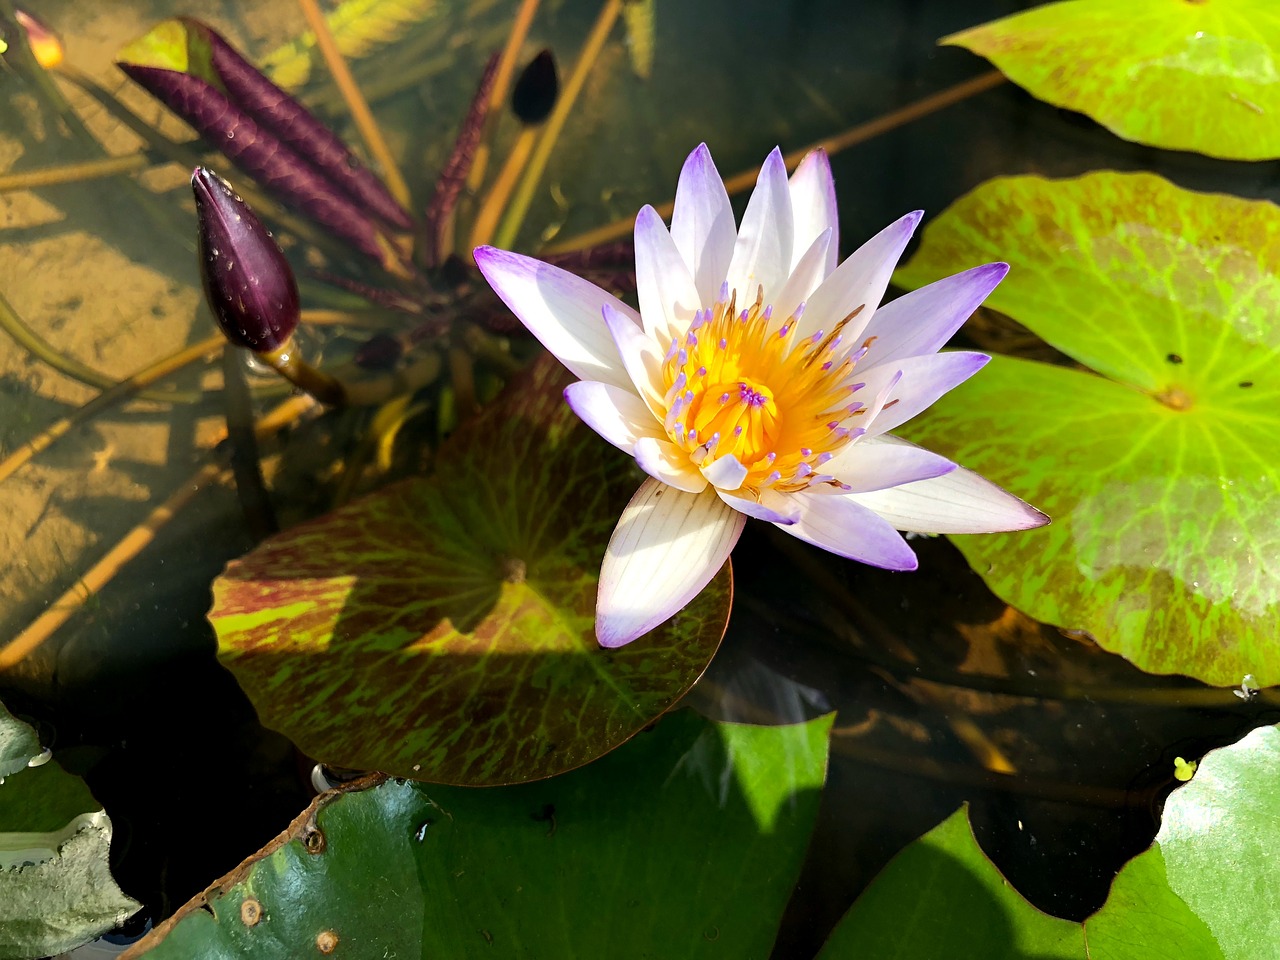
left=0, top=702, right=40, bottom=781
left=0, top=699, right=139, bottom=960
left=942, top=0, right=1280, bottom=160
left=895, top=171, right=1280, bottom=686
left=123, top=710, right=831, bottom=959
left=817, top=804, right=1084, bottom=958
left=211, top=356, right=731, bottom=785
left=818, top=723, right=1280, bottom=960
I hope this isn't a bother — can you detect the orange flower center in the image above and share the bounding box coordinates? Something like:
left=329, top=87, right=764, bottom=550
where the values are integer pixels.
left=660, top=285, right=872, bottom=493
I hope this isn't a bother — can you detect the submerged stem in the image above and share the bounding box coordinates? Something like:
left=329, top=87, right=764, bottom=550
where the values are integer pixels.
left=492, top=0, right=623, bottom=250
left=545, top=69, right=1007, bottom=254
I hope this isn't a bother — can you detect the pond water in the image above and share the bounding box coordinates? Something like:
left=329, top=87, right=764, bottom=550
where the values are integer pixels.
left=1, top=0, right=1276, bottom=957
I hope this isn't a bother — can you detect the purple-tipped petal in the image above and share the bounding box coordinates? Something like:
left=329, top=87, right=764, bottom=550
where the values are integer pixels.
left=563, top=381, right=660, bottom=453
left=772, top=228, right=832, bottom=325
left=850, top=451, right=1050, bottom=534
left=669, top=143, right=736, bottom=306
left=717, top=488, right=800, bottom=524
left=861, top=263, right=1009, bottom=365
left=788, top=149, right=839, bottom=275
left=725, top=147, right=794, bottom=301
left=188, top=19, right=413, bottom=231
left=826, top=434, right=957, bottom=493
left=781, top=490, right=919, bottom=570
left=634, top=437, right=707, bottom=493
left=596, top=478, right=743, bottom=647
left=473, top=247, right=638, bottom=392
left=602, top=302, right=667, bottom=417
left=797, top=211, right=923, bottom=346
left=635, top=204, right=701, bottom=342
left=858, top=351, right=990, bottom=437
left=192, top=167, right=299, bottom=352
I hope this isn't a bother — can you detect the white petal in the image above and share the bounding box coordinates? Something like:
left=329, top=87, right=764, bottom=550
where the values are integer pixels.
left=779, top=490, right=919, bottom=570
left=701, top=453, right=748, bottom=491
left=596, top=478, right=744, bottom=647
left=474, top=246, right=638, bottom=391
left=827, top=434, right=957, bottom=493
left=850, top=455, right=1050, bottom=534
left=861, top=263, right=1008, bottom=365
left=717, top=488, right=800, bottom=524
left=635, top=204, right=702, bottom=343
left=634, top=437, right=707, bottom=493
left=772, top=228, right=832, bottom=326
left=725, top=147, right=794, bottom=302
left=670, top=143, right=737, bottom=306
left=796, top=211, right=922, bottom=346
left=858, top=351, right=989, bottom=437
left=788, top=149, right=839, bottom=275
left=563, top=381, right=662, bottom=454
left=602, top=302, right=667, bottom=418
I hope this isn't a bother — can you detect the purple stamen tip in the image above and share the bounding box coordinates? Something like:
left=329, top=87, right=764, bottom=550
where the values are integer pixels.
left=739, top=310, right=749, bottom=322
left=763, top=305, right=774, bottom=320
left=810, top=330, right=825, bottom=344
left=697, top=366, right=707, bottom=377
left=849, top=382, right=865, bottom=393
left=777, top=325, right=789, bottom=339
left=800, top=447, right=812, bottom=457
left=794, top=303, right=806, bottom=318
left=734, top=425, right=744, bottom=436
left=765, top=452, right=777, bottom=462
left=827, top=420, right=840, bottom=430
left=766, top=470, right=782, bottom=483
left=719, top=392, right=731, bottom=404
left=796, top=463, right=812, bottom=478
left=821, top=361, right=833, bottom=371
left=719, top=338, right=728, bottom=350
left=816, top=452, right=833, bottom=464
left=719, top=281, right=730, bottom=301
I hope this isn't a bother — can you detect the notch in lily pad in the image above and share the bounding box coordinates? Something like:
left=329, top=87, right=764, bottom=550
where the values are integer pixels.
left=209, top=355, right=732, bottom=785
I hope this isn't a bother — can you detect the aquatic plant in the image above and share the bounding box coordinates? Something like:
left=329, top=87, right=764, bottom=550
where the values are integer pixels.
left=476, top=143, right=1046, bottom=646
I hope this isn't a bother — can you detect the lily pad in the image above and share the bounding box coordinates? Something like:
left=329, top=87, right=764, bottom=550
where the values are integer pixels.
left=818, top=722, right=1280, bottom=960
left=211, top=356, right=731, bottom=785
left=895, top=171, right=1280, bottom=686
left=0, top=699, right=139, bottom=959
left=123, top=710, right=831, bottom=959
left=942, top=0, right=1280, bottom=160
left=816, top=805, right=1084, bottom=959
left=0, top=702, right=39, bottom=780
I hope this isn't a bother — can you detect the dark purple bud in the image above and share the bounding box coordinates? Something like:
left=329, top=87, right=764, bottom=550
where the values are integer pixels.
left=511, top=49, right=558, bottom=125
left=193, top=167, right=300, bottom=352
left=183, top=19, right=414, bottom=232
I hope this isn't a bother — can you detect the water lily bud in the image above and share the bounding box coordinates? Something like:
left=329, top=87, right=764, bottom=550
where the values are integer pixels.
left=511, top=49, right=558, bottom=125
left=192, top=167, right=299, bottom=353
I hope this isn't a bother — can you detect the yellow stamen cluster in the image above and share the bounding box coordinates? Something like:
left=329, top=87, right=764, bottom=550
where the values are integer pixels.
left=659, top=285, right=872, bottom=494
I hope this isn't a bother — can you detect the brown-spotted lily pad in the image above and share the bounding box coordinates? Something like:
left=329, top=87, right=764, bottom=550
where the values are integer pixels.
left=943, top=0, right=1280, bottom=161
left=894, top=171, right=1280, bottom=687
left=210, top=356, right=731, bottom=785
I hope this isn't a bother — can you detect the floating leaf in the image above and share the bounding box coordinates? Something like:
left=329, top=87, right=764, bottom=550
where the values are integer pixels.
left=0, top=699, right=139, bottom=960
left=895, top=171, right=1280, bottom=686
left=942, top=0, right=1280, bottom=160
left=816, top=805, right=1084, bottom=959
left=0, top=702, right=39, bottom=780
left=211, top=356, right=731, bottom=784
left=123, top=711, right=831, bottom=959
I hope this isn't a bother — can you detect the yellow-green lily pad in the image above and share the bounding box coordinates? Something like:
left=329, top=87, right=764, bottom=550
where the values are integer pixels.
left=943, top=0, right=1280, bottom=160
left=895, top=171, right=1280, bottom=686
left=210, top=356, right=731, bottom=785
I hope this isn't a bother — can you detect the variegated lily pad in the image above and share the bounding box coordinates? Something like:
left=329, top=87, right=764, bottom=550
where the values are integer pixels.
left=895, top=171, right=1280, bottom=686
left=210, top=356, right=731, bottom=785
left=943, top=0, right=1280, bottom=160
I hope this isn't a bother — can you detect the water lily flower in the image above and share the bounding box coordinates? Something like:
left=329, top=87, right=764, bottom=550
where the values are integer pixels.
left=474, top=144, right=1047, bottom=648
